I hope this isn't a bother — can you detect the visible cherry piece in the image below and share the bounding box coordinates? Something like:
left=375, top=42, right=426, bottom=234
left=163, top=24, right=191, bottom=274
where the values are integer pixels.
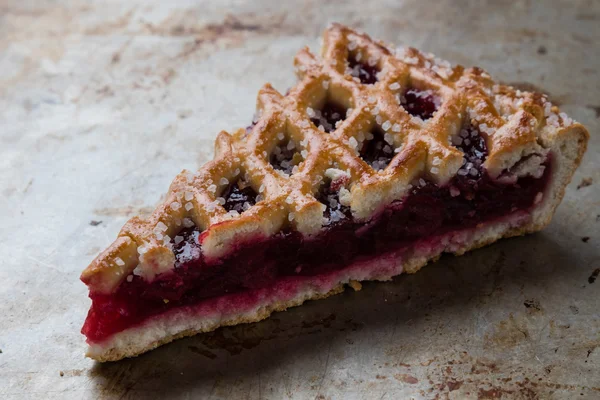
left=348, top=56, right=379, bottom=84
left=452, top=125, right=488, bottom=179
left=310, top=102, right=347, bottom=133
left=222, top=180, right=257, bottom=213
left=270, top=140, right=302, bottom=175
left=400, top=89, right=440, bottom=120
left=359, top=129, right=394, bottom=171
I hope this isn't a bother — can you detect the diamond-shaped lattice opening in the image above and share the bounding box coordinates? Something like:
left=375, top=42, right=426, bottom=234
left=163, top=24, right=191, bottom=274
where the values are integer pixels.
left=347, top=52, right=380, bottom=84
left=451, top=124, right=488, bottom=179
left=310, top=101, right=348, bottom=133
left=222, top=180, right=258, bottom=214
left=399, top=88, right=441, bottom=120
left=316, top=171, right=352, bottom=225
left=172, top=224, right=202, bottom=267
left=359, top=128, right=395, bottom=171
left=269, top=137, right=305, bottom=175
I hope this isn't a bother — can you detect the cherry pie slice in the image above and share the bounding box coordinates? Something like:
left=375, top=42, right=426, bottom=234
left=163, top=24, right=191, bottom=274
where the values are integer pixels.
left=81, top=24, right=588, bottom=361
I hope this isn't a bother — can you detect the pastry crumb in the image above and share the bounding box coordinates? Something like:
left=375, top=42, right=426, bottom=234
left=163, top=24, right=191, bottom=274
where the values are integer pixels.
left=348, top=280, right=362, bottom=291
left=577, top=177, right=592, bottom=190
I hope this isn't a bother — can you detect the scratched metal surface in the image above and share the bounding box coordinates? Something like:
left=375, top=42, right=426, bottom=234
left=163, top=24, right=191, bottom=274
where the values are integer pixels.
left=1, top=0, right=599, bottom=398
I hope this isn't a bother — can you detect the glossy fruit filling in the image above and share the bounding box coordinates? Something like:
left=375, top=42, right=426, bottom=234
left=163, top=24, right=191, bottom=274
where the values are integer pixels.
left=82, top=93, right=550, bottom=343
left=269, top=139, right=303, bottom=175
left=401, top=88, right=440, bottom=120
left=359, top=128, right=395, bottom=171
left=310, top=102, right=347, bottom=133
left=348, top=56, right=379, bottom=84
left=222, top=180, right=257, bottom=214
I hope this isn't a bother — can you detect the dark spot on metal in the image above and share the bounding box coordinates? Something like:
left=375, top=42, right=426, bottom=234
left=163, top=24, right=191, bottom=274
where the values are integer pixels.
left=171, top=25, right=185, bottom=35
left=588, top=268, right=600, bottom=284
left=576, top=13, right=599, bottom=20
left=581, top=237, right=590, bottom=243
left=188, top=345, right=217, bottom=359
left=302, top=314, right=336, bottom=329
left=586, top=105, right=600, bottom=118
left=524, top=299, right=541, bottom=311
left=537, top=45, right=547, bottom=55
left=569, top=305, right=579, bottom=314
left=90, top=220, right=103, bottom=226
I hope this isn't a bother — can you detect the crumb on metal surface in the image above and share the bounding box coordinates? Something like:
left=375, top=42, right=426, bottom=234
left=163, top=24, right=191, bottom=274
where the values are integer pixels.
left=577, top=177, right=593, bottom=189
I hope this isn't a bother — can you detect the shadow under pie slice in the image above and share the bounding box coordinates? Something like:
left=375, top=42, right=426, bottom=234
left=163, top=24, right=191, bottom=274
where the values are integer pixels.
left=80, top=23, right=589, bottom=362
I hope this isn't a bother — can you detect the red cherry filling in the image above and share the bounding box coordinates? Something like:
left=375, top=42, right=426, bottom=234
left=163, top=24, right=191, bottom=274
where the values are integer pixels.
left=83, top=137, right=551, bottom=342
left=400, top=88, right=440, bottom=120
left=222, top=180, right=257, bottom=214
left=310, top=102, right=347, bottom=133
left=359, top=129, right=394, bottom=171
left=348, top=56, right=379, bottom=84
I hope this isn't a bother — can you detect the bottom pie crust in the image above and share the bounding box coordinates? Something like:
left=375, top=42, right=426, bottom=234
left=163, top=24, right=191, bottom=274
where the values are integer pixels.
left=86, top=128, right=587, bottom=362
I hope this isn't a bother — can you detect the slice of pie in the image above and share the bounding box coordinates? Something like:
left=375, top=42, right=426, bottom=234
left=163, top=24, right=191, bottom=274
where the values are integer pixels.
left=81, top=23, right=588, bottom=361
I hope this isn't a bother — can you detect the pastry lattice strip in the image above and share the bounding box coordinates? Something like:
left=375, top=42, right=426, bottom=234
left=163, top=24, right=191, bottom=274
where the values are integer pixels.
left=83, top=24, right=565, bottom=292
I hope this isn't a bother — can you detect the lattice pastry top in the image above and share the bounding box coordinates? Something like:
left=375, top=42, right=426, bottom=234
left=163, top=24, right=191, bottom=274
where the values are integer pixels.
left=82, top=23, right=581, bottom=293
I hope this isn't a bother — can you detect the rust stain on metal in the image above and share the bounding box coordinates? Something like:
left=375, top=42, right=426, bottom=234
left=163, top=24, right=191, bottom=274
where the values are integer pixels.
left=484, top=314, right=529, bottom=348
left=85, top=9, right=135, bottom=35
left=174, top=14, right=289, bottom=59
left=394, top=374, right=418, bottom=384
